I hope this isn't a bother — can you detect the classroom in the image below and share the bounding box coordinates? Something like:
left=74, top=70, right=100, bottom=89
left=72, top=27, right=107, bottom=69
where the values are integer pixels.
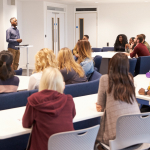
left=0, top=0, right=150, bottom=150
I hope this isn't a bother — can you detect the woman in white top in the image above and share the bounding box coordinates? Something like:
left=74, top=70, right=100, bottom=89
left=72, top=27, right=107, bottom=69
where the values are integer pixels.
left=28, top=48, right=58, bottom=90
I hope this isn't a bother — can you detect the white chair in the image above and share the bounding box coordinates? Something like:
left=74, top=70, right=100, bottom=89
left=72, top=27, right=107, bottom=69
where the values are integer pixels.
left=48, top=125, right=100, bottom=150
left=100, top=113, right=150, bottom=150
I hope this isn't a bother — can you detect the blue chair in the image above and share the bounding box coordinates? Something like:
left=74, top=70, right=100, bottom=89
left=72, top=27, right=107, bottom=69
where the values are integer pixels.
left=64, top=71, right=102, bottom=97
left=102, top=47, right=114, bottom=52
left=135, top=56, right=150, bottom=76
left=14, top=68, right=23, bottom=75
left=0, top=91, right=29, bottom=110
left=92, top=48, right=102, bottom=52
left=129, top=58, right=137, bottom=76
left=29, top=89, right=38, bottom=96
left=93, top=55, right=102, bottom=72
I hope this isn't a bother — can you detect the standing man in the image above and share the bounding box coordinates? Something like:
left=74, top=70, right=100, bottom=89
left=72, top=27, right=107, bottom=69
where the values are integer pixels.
left=6, top=17, right=22, bottom=70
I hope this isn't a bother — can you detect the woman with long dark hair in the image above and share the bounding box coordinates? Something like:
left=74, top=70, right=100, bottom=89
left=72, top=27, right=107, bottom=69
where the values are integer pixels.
left=95, top=53, right=140, bottom=148
left=0, top=50, right=19, bottom=93
left=114, top=34, right=128, bottom=52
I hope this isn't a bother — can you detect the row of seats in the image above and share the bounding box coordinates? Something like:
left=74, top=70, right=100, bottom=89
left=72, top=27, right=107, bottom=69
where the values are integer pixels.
left=93, top=55, right=150, bottom=76
left=0, top=70, right=102, bottom=150
left=0, top=70, right=102, bottom=111
left=92, top=47, right=114, bottom=52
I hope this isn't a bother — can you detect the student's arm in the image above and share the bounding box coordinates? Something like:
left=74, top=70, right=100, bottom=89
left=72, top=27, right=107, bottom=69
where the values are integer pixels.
left=72, top=101, right=76, bottom=118
left=96, top=76, right=106, bottom=112
left=130, top=47, right=138, bottom=58
left=22, top=103, right=34, bottom=128
left=6, top=29, right=18, bottom=43
left=28, top=76, right=37, bottom=90
left=80, top=60, right=93, bottom=76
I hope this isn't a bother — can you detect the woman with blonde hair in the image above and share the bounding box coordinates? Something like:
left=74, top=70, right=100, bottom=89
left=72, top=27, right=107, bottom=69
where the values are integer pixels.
left=28, top=48, right=58, bottom=90
left=57, top=47, right=87, bottom=84
left=23, top=67, right=76, bottom=150
left=77, top=40, right=94, bottom=79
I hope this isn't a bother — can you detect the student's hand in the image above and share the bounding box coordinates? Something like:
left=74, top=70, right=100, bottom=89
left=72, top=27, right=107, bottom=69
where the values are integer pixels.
left=96, top=103, right=102, bottom=112
left=130, top=49, right=133, bottom=53
left=17, top=39, right=22, bottom=43
left=75, top=54, right=79, bottom=58
left=125, top=44, right=130, bottom=49
left=124, top=53, right=130, bottom=56
left=131, top=42, right=134, bottom=49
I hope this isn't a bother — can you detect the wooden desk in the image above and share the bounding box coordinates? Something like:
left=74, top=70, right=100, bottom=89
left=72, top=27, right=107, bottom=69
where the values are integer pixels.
left=0, top=94, right=103, bottom=139
left=16, top=76, right=30, bottom=91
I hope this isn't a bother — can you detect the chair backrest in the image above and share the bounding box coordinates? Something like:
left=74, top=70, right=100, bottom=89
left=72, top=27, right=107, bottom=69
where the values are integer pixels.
left=135, top=56, right=150, bottom=76
left=129, top=58, right=137, bottom=76
left=48, top=125, right=100, bottom=150
left=92, top=48, right=102, bottom=52
left=102, top=47, right=114, bottom=52
left=93, top=55, right=102, bottom=72
left=29, top=89, right=38, bottom=96
left=0, top=91, right=29, bottom=110
left=14, top=68, right=23, bottom=75
left=64, top=71, right=101, bottom=97
left=109, top=113, right=150, bottom=150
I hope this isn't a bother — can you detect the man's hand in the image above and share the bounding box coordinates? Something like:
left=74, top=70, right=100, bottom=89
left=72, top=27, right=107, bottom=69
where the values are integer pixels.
left=96, top=103, right=102, bottom=112
left=17, top=39, right=22, bottom=43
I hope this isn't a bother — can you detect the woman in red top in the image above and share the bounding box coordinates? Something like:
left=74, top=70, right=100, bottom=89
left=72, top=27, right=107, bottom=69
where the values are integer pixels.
left=125, top=34, right=150, bottom=58
left=22, top=67, right=76, bottom=150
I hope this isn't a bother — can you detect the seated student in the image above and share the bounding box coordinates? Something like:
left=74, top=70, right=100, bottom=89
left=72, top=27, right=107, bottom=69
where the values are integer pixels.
left=114, top=34, right=128, bottom=52
left=125, top=34, right=150, bottom=58
left=57, top=48, right=87, bottom=85
left=23, top=67, right=76, bottom=150
left=73, top=35, right=90, bottom=58
left=95, top=53, right=140, bottom=148
left=28, top=48, right=58, bottom=90
left=141, top=34, right=150, bottom=53
left=77, top=40, right=94, bottom=79
left=125, top=37, right=136, bottom=52
left=0, top=50, right=19, bottom=93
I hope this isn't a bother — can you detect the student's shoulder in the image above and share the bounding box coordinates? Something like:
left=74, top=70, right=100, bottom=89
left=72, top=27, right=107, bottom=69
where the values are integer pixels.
left=65, top=94, right=74, bottom=103
left=100, top=74, right=108, bottom=81
left=30, top=72, right=42, bottom=79
left=12, top=76, right=19, bottom=85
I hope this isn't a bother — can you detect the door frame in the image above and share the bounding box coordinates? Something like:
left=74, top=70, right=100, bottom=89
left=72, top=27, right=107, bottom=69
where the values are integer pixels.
left=44, top=2, right=67, bottom=49
left=74, top=6, right=99, bottom=47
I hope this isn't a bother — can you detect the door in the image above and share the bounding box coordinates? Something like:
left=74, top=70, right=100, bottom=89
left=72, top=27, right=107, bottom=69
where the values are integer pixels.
left=75, top=13, right=97, bottom=47
left=47, top=12, right=65, bottom=56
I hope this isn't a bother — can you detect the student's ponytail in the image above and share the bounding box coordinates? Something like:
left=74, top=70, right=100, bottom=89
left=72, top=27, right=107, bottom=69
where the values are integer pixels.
left=0, top=61, right=9, bottom=80
left=0, top=51, right=14, bottom=81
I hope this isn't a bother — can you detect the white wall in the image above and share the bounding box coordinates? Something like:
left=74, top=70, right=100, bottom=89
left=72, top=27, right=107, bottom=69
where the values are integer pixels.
left=0, top=0, right=4, bottom=51
left=98, top=3, right=150, bottom=47
left=21, top=1, right=45, bottom=69
left=67, top=3, right=150, bottom=49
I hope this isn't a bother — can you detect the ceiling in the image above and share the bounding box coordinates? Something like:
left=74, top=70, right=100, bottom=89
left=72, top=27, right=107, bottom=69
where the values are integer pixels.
left=20, top=0, right=150, bottom=4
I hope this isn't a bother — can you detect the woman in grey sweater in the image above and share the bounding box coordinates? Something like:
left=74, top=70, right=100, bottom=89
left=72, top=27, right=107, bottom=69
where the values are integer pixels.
left=96, top=53, right=140, bottom=148
left=57, top=48, right=87, bottom=85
